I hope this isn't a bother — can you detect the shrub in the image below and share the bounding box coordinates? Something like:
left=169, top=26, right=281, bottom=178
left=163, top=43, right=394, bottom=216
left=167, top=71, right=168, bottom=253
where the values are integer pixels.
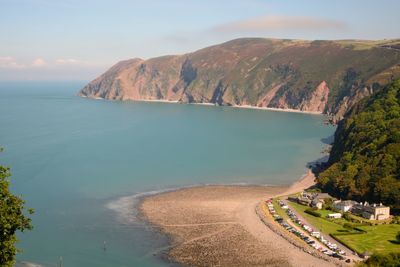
left=343, top=212, right=352, bottom=220
left=305, top=208, right=321, bottom=217
left=357, top=252, right=400, bottom=267
left=343, top=223, right=354, bottom=230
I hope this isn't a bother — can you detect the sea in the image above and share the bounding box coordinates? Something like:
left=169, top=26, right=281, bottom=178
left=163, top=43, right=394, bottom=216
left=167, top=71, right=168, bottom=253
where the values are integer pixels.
left=0, top=81, right=334, bottom=267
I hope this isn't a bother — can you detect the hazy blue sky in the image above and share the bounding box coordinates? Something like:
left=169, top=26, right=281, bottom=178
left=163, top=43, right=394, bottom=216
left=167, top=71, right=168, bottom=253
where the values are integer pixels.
left=1, top=0, right=399, bottom=80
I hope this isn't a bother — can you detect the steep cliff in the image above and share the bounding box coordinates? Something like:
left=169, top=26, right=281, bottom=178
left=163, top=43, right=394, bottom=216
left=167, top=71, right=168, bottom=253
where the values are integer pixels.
left=79, top=38, right=400, bottom=117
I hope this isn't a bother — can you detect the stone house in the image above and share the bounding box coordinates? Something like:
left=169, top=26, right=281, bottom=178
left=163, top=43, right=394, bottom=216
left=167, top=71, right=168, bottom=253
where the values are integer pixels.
left=311, top=198, right=324, bottom=210
left=352, top=202, right=390, bottom=220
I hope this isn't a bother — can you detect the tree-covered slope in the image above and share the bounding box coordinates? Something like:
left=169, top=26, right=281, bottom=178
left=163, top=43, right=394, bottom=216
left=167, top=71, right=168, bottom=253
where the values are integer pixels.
left=79, top=38, right=400, bottom=120
left=318, top=79, right=400, bottom=212
left=0, top=149, right=33, bottom=266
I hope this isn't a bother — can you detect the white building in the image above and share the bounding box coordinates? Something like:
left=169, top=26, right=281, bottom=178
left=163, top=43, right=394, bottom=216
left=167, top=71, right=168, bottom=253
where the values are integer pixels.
left=327, top=213, right=342, bottom=219
left=333, top=200, right=357, bottom=212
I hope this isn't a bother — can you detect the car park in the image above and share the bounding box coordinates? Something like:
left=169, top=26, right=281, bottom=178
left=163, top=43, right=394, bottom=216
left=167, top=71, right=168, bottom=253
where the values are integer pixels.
left=266, top=199, right=347, bottom=261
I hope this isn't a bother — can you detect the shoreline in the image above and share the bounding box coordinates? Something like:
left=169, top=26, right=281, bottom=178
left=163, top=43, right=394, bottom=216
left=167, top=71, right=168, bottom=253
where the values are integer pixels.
left=82, top=95, right=324, bottom=115
left=138, top=170, right=339, bottom=267
left=232, top=104, right=323, bottom=115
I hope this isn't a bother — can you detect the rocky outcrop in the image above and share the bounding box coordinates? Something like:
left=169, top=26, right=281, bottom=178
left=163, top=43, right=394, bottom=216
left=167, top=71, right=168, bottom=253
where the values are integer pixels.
left=299, top=81, right=330, bottom=113
left=79, top=58, right=144, bottom=100
left=80, top=38, right=400, bottom=118
left=256, top=83, right=284, bottom=107
left=330, top=85, right=373, bottom=123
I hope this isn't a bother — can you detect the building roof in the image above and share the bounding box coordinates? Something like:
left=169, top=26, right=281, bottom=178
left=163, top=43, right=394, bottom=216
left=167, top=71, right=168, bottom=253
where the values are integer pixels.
left=312, top=198, right=324, bottom=204
left=354, top=202, right=390, bottom=210
left=336, top=200, right=357, bottom=206
left=314, top=193, right=331, bottom=200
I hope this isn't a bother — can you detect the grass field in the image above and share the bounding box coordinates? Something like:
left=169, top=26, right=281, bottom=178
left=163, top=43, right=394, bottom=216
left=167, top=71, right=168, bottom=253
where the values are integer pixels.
left=289, top=201, right=345, bottom=234
left=288, top=201, right=400, bottom=254
left=315, top=209, right=334, bottom=218
left=333, top=224, right=400, bottom=254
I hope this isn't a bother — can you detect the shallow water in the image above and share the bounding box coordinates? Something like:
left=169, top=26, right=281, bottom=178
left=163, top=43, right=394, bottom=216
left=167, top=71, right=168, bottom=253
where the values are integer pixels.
left=0, top=81, right=334, bottom=266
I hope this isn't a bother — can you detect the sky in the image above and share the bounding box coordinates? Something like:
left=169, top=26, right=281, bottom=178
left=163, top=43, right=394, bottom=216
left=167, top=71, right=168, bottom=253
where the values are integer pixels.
left=1, top=0, right=399, bottom=81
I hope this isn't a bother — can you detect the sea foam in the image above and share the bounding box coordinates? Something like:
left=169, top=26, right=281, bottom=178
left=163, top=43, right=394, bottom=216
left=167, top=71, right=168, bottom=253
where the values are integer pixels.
left=105, top=185, right=206, bottom=225
left=105, top=188, right=183, bottom=225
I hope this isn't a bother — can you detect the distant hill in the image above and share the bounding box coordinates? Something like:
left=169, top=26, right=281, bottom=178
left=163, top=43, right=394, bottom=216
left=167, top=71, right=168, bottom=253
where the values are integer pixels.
left=317, top=79, right=400, bottom=212
left=79, top=38, right=400, bottom=121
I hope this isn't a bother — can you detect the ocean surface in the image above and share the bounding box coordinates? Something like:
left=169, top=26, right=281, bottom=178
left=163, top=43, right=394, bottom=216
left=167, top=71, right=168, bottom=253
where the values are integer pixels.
left=0, top=81, right=334, bottom=267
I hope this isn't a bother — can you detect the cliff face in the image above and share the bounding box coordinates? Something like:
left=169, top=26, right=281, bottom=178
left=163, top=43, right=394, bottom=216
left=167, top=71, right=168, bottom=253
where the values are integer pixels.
left=79, top=38, right=400, bottom=117
left=298, top=81, right=330, bottom=113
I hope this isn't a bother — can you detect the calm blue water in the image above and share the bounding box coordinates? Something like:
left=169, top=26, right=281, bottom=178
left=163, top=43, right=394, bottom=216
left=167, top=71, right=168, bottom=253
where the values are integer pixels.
left=0, top=81, right=334, bottom=267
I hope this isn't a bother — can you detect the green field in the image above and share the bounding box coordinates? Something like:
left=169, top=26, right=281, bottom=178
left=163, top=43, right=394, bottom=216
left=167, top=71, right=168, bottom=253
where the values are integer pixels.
left=288, top=201, right=400, bottom=254
left=289, top=201, right=345, bottom=234
left=333, top=224, right=400, bottom=254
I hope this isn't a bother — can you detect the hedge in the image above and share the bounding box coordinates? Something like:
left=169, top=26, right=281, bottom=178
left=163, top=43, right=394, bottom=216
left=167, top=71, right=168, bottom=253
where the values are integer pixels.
left=305, top=208, right=321, bottom=217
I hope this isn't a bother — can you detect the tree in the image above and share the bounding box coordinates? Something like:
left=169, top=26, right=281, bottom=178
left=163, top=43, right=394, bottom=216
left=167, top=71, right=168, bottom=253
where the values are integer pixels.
left=317, top=79, right=400, bottom=212
left=0, top=149, right=33, bottom=267
left=357, top=252, right=400, bottom=267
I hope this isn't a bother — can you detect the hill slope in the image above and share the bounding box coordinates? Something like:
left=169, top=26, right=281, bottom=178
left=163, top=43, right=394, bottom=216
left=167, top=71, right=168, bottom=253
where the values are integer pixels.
left=79, top=38, right=400, bottom=120
left=317, top=79, right=400, bottom=212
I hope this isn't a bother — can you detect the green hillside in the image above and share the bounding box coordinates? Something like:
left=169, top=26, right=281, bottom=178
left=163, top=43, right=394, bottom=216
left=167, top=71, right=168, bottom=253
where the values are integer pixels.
left=318, top=79, right=400, bottom=212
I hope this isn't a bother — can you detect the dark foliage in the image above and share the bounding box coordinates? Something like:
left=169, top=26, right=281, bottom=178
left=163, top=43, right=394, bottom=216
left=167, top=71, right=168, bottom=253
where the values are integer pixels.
left=0, top=149, right=33, bottom=266
left=318, top=80, right=400, bottom=213
left=305, top=208, right=322, bottom=217
left=357, top=252, right=400, bottom=267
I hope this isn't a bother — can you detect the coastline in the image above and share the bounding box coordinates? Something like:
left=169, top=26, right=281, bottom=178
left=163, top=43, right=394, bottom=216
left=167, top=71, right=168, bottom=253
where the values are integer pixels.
left=232, top=104, right=323, bottom=115
left=138, top=170, right=338, bottom=267
left=83, top=95, right=324, bottom=115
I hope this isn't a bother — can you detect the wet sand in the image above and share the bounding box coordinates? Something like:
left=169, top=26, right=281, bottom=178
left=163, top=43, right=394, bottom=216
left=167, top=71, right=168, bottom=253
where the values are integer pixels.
left=139, top=171, right=337, bottom=267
